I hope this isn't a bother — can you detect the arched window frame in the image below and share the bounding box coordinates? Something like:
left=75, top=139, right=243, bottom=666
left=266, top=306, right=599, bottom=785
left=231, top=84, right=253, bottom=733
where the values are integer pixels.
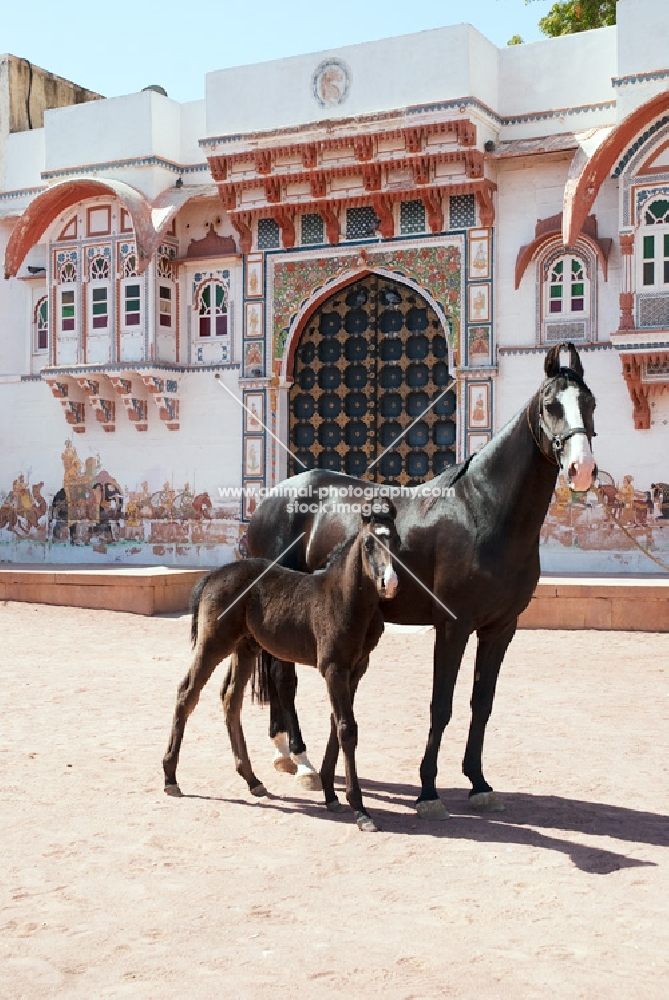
left=637, top=195, right=669, bottom=292
left=120, top=251, right=142, bottom=331
left=195, top=278, right=228, bottom=338
left=34, top=296, right=49, bottom=355
left=87, top=249, right=111, bottom=334
left=538, top=243, right=595, bottom=345
left=57, top=257, right=78, bottom=337
left=156, top=251, right=176, bottom=331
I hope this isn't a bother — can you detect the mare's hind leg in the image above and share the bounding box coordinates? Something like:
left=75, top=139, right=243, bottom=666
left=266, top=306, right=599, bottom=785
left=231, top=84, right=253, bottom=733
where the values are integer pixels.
left=322, top=661, right=375, bottom=832
left=163, top=639, right=225, bottom=795
left=462, top=621, right=516, bottom=812
left=222, top=640, right=267, bottom=796
left=320, top=657, right=368, bottom=813
left=270, top=658, right=321, bottom=791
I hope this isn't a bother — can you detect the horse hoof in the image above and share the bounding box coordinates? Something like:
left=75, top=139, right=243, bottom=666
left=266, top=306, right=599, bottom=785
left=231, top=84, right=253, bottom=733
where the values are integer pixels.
left=273, top=755, right=298, bottom=775
left=296, top=771, right=322, bottom=792
left=469, top=791, right=504, bottom=812
left=326, top=798, right=346, bottom=813
left=164, top=783, right=182, bottom=797
left=356, top=812, right=378, bottom=832
left=250, top=782, right=268, bottom=797
left=415, top=798, right=449, bottom=820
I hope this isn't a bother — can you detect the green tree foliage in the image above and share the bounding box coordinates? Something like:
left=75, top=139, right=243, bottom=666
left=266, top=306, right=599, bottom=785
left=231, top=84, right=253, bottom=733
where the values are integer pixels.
left=528, top=0, right=617, bottom=36
left=507, top=35, right=524, bottom=45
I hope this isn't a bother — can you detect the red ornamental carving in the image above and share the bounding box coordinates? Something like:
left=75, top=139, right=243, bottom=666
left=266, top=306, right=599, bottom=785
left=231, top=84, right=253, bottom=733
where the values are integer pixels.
left=209, top=156, right=228, bottom=181
left=265, top=178, right=282, bottom=204
left=620, top=233, right=635, bottom=256
left=421, top=192, right=443, bottom=234
left=621, top=354, right=650, bottom=429
left=310, top=172, right=327, bottom=199
left=318, top=206, right=340, bottom=245
left=274, top=210, right=296, bottom=249
left=477, top=188, right=495, bottom=228
left=302, top=144, right=318, bottom=169
left=619, top=292, right=635, bottom=331
left=218, top=185, right=236, bottom=212
left=353, top=136, right=374, bottom=162
left=405, top=128, right=422, bottom=154
left=255, top=150, right=272, bottom=175
left=413, top=158, right=430, bottom=185
left=363, top=164, right=382, bottom=192
left=231, top=214, right=253, bottom=254
left=373, top=197, right=394, bottom=239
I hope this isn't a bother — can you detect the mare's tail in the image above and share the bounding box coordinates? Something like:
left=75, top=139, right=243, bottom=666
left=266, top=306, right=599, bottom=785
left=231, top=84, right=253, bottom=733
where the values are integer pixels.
left=251, top=648, right=273, bottom=706
left=189, top=573, right=212, bottom=647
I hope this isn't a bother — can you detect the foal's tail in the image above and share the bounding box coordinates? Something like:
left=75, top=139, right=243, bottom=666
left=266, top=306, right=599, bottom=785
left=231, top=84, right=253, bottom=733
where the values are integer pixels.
left=189, top=572, right=212, bottom=647
left=251, top=648, right=273, bottom=706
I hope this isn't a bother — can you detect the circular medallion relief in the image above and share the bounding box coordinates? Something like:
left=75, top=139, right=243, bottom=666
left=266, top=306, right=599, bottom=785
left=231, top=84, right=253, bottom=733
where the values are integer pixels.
left=312, top=59, right=351, bottom=108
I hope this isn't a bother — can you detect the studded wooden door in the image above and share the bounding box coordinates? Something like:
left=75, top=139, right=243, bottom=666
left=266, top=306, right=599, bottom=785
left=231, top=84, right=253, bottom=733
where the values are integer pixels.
left=289, top=275, right=456, bottom=485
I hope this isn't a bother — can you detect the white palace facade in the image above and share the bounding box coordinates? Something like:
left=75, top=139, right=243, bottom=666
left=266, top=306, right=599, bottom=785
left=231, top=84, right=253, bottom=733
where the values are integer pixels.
left=1, top=0, right=669, bottom=571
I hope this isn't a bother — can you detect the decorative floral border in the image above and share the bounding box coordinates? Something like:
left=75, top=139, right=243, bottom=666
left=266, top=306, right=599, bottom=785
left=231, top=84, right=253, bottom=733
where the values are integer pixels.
left=272, top=242, right=462, bottom=367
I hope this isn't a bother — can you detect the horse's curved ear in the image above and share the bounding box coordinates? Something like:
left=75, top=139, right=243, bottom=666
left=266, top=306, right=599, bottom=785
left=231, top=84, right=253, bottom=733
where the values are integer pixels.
left=544, top=344, right=562, bottom=378
left=544, top=341, right=584, bottom=379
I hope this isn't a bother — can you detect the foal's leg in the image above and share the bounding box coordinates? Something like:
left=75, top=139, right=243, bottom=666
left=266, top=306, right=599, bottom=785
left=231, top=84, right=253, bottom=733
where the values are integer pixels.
left=417, top=622, right=470, bottom=820
left=267, top=658, right=297, bottom=776
left=222, top=641, right=267, bottom=796
left=270, top=658, right=321, bottom=791
left=320, top=657, right=368, bottom=812
left=163, top=639, right=224, bottom=795
left=322, top=661, right=375, bottom=832
left=462, top=621, right=516, bottom=812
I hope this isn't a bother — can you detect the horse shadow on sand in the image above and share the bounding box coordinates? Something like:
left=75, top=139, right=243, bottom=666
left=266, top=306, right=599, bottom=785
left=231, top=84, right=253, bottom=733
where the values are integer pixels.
left=182, top=779, right=668, bottom=876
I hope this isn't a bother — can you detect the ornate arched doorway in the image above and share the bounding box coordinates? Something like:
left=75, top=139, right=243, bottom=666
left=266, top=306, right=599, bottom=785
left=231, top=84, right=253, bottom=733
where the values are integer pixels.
left=288, top=274, right=456, bottom=485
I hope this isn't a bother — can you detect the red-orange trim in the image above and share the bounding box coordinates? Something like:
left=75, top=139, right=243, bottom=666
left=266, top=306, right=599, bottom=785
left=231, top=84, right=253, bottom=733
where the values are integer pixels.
left=563, top=91, right=669, bottom=246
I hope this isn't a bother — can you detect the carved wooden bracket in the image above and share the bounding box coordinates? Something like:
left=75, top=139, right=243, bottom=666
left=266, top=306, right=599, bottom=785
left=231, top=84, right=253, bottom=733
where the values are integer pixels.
left=273, top=209, right=296, bottom=249
left=264, top=178, right=282, bottom=204
left=230, top=214, right=253, bottom=254
left=413, top=158, right=430, bottom=185
left=255, top=150, right=272, bottom=175
left=74, top=377, right=116, bottom=432
left=139, top=374, right=180, bottom=431
left=405, top=127, right=422, bottom=154
left=44, top=377, right=86, bottom=433
left=373, top=197, right=394, bottom=239
left=217, top=184, right=236, bottom=212
left=420, top=192, right=443, bottom=234
left=302, top=144, right=318, bottom=169
left=476, top=187, right=495, bottom=228
left=354, top=136, right=374, bottom=161
left=619, top=291, right=635, bottom=331
left=620, top=351, right=669, bottom=430
left=318, top=205, right=340, bottom=245
left=310, top=172, right=327, bottom=199
left=108, top=376, right=148, bottom=431
left=363, top=164, right=382, bottom=193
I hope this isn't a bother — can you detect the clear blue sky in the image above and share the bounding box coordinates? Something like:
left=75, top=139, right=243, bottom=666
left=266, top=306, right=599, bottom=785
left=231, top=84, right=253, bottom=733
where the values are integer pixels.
left=3, top=0, right=557, bottom=103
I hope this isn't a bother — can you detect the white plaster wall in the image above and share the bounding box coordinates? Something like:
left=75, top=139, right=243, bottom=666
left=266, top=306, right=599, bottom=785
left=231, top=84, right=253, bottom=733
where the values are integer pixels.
left=205, top=25, right=499, bottom=137
left=0, top=222, right=31, bottom=375
left=617, top=0, right=669, bottom=80
left=498, top=28, right=616, bottom=124
left=180, top=101, right=206, bottom=165
left=43, top=91, right=182, bottom=174
left=4, top=129, right=45, bottom=192
left=495, top=154, right=574, bottom=349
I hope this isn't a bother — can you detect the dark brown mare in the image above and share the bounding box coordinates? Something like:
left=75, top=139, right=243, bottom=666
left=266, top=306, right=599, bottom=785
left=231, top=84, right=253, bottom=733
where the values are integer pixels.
left=246, top=343, right=597, bottom=819
left=162, top=504, right=399, bottom=831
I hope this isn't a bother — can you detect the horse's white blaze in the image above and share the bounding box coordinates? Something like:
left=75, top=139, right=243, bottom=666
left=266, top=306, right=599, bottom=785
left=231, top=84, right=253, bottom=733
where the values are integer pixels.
left=383, top=563, right=399, bottom=599
left=557, top=385, right=595, bottom=492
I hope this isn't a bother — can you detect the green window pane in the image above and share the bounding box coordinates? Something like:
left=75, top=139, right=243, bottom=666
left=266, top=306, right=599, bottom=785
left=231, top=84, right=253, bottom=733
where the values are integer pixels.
left=648, top=199, right=669, bottom=222
left=39, top=302, right=48, bottom=323
left=554, top=260, right=563, bottom=274
left=572, top=283, right=584, bottom=296
left=62, top=306, right=75, bottom=318
left=571, top=259, right=581, bottom=274
left=664, top=234, right=669, bottom=257
left=126, top=298, right=140, bottom=311
left=550, top=286, right=563, bottom=298
left=644, top=235, right=655, bottom=259
left=93, top=303, right=107, bottom=315
left=215, top=284, right=225, bottom=309
left=201, top=285, right=210, bottom=310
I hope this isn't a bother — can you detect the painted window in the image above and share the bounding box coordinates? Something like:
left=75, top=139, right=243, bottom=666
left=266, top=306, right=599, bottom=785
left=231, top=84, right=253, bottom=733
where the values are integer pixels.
left=123, top=282, right=141, bottom=327
left=547, top=256, right=586, bottom=315
left=60, top=287, right=76, bottom=332
left=91, top=286, right=109, bottom=329
left=449, top=195, right=476, bottom=229
left=159, top=285, right=172, bottom=327
left=88, top=253, right=110, bottom=330
left=35, top=297, right=49, bottom=352
left=345, top=207, right=378, bottom=240
left=301, top=213, right=325, bottom=245
left=640, top=199, right=669, bottom=289
left=197, top=280, right=227, bottom=337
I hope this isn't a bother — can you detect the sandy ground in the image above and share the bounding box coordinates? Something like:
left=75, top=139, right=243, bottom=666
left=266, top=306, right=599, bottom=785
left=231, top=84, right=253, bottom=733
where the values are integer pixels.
left=1, top=602, right=668, bottom=1000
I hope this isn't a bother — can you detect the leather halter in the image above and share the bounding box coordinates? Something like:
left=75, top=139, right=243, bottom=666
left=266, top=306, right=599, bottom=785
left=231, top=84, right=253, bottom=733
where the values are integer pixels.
left=527, top=368, right=595, bottom=466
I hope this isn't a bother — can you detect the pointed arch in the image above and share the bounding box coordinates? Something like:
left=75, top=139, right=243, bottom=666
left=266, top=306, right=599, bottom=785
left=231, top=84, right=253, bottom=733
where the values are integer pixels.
left=563, top=90, right=669, bottom=246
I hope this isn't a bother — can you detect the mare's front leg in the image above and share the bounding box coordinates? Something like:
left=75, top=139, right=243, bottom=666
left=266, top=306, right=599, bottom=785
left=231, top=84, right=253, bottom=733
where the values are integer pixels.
left=320, top=657, right=368, bottom=813
left=222, top=640, right=267, bottom=796
left=270, top=658, right=321, bottom=791
left=462, top=621, right=516, bottom=812
left=163, top=640, right=223, bottom=796
left=322, top=661, right=375, bottom=832
left=417, top=621, right=471, bottom=820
